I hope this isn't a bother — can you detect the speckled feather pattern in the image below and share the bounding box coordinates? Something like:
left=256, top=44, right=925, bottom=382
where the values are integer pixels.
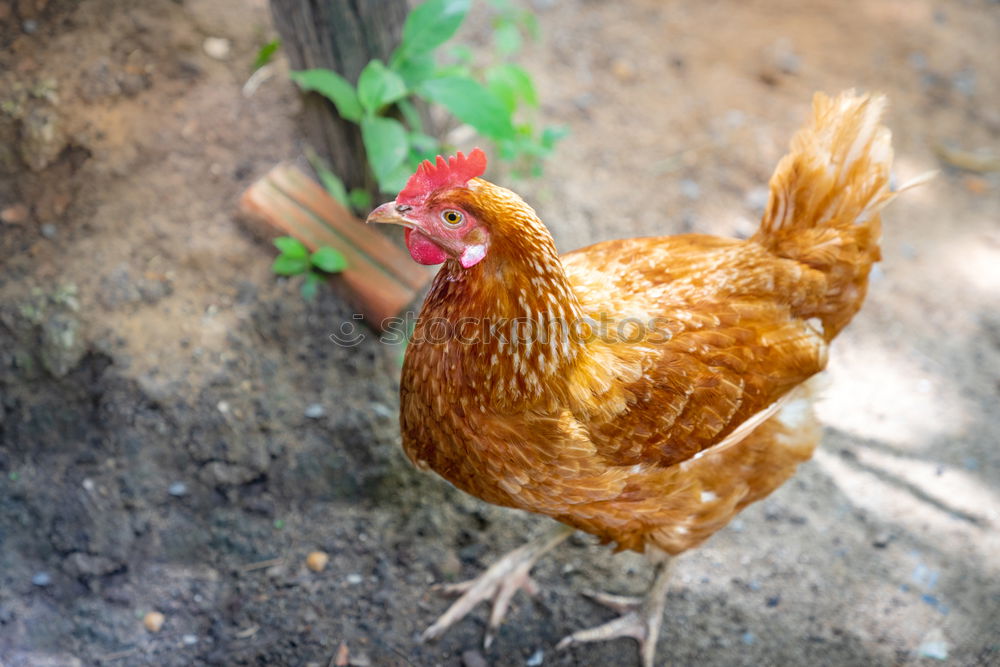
left=400, top=92, right=893, bottom=554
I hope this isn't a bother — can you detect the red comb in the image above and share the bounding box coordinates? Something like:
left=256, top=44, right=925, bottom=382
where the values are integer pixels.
left=396, top=148, right=487, bottom=205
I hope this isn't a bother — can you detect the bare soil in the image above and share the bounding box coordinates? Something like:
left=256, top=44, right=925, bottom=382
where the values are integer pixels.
left=1, top=1, right=998, bottom=666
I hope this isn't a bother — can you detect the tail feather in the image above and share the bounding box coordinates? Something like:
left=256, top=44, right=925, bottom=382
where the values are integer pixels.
left=753, top=91, right=898, bottom=339
left=756, top=91, right=893, bottom=242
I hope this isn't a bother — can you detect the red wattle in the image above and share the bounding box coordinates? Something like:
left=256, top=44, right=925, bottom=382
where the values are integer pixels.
left=405, top=228, right=449, bottom=265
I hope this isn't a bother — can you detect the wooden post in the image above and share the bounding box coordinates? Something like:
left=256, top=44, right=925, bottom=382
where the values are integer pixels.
left=269, top=0, right=409, bottom=198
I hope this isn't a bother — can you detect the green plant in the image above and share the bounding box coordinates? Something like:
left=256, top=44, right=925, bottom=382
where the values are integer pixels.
left=289, top=0, right=564, bottom=208
left=253, top=38, right=281, bottom=70
left=271, top=237, right=347, bottom=300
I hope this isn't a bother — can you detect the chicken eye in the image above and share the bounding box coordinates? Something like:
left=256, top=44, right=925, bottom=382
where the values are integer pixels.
left=441, top=209, right=464, bottom=227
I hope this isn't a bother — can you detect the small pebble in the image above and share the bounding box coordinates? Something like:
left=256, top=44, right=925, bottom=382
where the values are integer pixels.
left=741, top=631, right=756, bottom=645
left=144, top=611, right=165, bottom=632
left=168, top=482, right=188, bottom=497
left=40, top=223, right=58, bottom=239
left=217, top=400, right=230, bottom=414
left=182, top=634, right=198, bottom=645
left=1, top=203, right=29, bottom=224
left=953, top=68, right=976, bottom=96
left=611, top=58, right=636, bottom=82
left=23, top=19, right=38, bottom=33
left=872, top=532, right=892, bottom=548
left=350, top=652, right=372, bottom=667
left=334, top=641, right=350, bottom=666
left=911, top=563, right=939, bottom=589
left=964, top=175, right=989, bottom=195
left=304, top=403, right=325, bottom=419
left=771, top=37, right=801, bottom=74
left=526, top=648, right=544, bottom=666
left=679, top=179, right=701, bottom=201
left=572, top=93, right=595, bottom=112
left=766, top=595, right=781, bottom=608
left=31, top=572, right=52, bottom=587
left=370, top=402, right=393, bottom=419
left=346, top=573, right=363, bottom=585
left=306, top=551, right=330, bottom=572
left=203, top=37, right=231, bottom=61
left=918, top=628, right=949, bottom=660
left=461, top=650, right=488, bottom=667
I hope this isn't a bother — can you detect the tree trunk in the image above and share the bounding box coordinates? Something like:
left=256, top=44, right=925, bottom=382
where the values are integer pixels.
left=269, top=0, right=409, bottom=198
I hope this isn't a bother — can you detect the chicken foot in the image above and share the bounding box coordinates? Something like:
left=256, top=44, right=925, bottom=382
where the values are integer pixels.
left=421, top=523, right=575, bottom=648
left=557, top=553, right=675, bottom=667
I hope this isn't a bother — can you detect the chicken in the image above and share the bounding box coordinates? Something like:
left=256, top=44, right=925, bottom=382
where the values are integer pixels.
left=367, top=91, right=910, bottom=665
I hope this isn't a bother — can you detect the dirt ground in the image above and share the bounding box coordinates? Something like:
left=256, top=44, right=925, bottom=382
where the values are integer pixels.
left=1, top=0, right=998, bottom=665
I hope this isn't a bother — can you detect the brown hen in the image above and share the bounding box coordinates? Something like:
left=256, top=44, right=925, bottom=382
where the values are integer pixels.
left=368, top=91, right=911, bottom=666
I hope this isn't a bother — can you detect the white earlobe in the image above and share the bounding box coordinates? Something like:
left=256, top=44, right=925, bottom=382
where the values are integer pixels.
left=459, top=244, right=487, bottom=268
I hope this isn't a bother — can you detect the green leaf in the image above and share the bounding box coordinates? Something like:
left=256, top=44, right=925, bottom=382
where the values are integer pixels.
left=392, top=54, right=436, bottom=89
left=360, top=116, right=409, bottom=189
left=493, top=21, right=521, bottom=56
left=306, top=149, right=350, bottom=208
left=273, top=255, right=310, bottom=276
left=311, top=246, right=348, bottom=273
left=417, top=76, right=515, bottom=140
left=317, top=167, right=349, bottom=208
left=542, top=124, right=570, bottom=149
left=348, top=188, right=373, bottom=212
left=290, top=69, right=362, bottom=122
left=300, top=272, right=322, bottom=300
left=392, top=0, right=471, bottom=66
left=274, top=236, right=308, bottom=259
left=432, top=64, right=472, bottom=79
left=408, top=131, right=440, bottom=162
left=381, top=162, right=415, bottom=193
left=486, top=63, right=537, bottom=113
left=357, top=60, right=408, bottom=113
left=253, top=38, right=281, bottom=70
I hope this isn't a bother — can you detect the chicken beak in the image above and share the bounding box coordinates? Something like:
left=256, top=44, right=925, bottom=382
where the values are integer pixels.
left=366, top=201, right=409, bottom=227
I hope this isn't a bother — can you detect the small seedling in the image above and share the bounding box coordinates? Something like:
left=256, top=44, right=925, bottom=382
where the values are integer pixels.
left=272, top=236, right=347, bottom=300
left=253, top=38, right=281, bottom=70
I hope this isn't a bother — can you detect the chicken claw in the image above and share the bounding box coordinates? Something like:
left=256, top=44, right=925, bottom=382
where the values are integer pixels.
left=421, top=524, right=575, bottom=648
left=557, top=555, right=674, bottom=667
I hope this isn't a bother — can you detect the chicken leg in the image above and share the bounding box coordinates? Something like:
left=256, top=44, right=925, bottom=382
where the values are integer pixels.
left=421, top=523, right=575, bottom=648
left=557, top=552, right=675, bottom=667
